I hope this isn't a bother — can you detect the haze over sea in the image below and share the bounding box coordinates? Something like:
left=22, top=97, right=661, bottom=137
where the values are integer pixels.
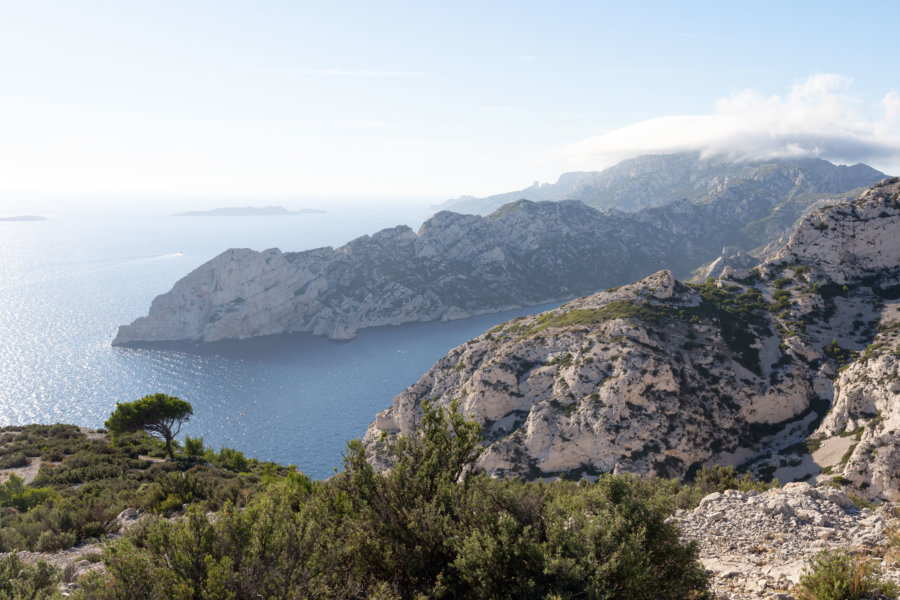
left=0, top=209, right=550, bottom=479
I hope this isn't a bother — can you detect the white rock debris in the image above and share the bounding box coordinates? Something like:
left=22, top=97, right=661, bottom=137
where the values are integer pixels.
left=679, top=482, right=900, bottom=600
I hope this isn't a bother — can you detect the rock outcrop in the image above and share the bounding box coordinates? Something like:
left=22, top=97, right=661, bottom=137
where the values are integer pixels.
left=364, top=179, right=900, bottom=497
left=113, top=155, right=881, bottom=345
left=364, top=268, right=816, bottom=479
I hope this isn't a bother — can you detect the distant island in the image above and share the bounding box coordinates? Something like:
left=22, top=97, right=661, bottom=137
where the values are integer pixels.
left=0, top=215, right=46, bottom=221
left=172, top=206, right=324, bottom=217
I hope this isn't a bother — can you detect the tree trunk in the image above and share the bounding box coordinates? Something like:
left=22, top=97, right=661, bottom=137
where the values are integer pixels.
left=165, top=436, right=174, bottom=460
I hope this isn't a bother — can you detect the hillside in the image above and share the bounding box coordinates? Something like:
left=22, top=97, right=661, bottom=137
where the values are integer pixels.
left=0, top=416, right=719, bottom=598
left=437, top=152, right=884, bottom=215
left=113, top=155, right=882, bottom=346
left=365, top=178, right=900, bottom=501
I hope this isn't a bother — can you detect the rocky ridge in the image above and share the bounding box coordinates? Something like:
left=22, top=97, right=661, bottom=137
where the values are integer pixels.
left=113, top=156, right=881, bottom=345
left=438, top=152, right=884, bottom=215
left=364, top=179, right=900, bottom=500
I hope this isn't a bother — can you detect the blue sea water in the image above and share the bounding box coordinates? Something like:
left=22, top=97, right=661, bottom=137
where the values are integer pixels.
left=0, top=209, right=551, bottom=478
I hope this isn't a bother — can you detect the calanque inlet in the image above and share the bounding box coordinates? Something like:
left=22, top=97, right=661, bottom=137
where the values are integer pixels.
left=5, top=166, right=900, bottom=599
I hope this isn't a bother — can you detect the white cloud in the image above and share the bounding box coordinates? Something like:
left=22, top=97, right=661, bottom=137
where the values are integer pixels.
left=883, top=90, right=900, bottom=122
left=567, top=74, right=900, bottom=170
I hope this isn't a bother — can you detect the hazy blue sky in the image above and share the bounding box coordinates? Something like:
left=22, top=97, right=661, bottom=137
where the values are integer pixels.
left=2, top=1, right=899, bottom=213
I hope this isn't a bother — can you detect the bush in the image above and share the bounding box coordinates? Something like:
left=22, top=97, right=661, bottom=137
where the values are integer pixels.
left=209, top=447, right=250, bottom=472
left=794, top=549, right=897, bottom=600
left=0, top=552, right=60, bottom=599
left=773, top=277, right=793, bottom=289
left=0, top=474, right=57, bottom=512
left=183, top=435, right=204, bottom=458
left=692, top=465, right=778, bottom=495
left=0, top=452, right=29, bottom=469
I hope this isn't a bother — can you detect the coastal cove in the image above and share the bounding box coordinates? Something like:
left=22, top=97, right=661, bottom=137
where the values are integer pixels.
left=0, top=209, right=554, bottom=478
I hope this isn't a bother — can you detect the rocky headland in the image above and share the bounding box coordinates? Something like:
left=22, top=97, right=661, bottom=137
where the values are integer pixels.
left=113, top=155, right=883, bottom=346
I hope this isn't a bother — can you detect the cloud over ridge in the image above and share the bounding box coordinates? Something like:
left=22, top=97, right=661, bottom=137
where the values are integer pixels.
left=568, top=75, right=900, bottom=171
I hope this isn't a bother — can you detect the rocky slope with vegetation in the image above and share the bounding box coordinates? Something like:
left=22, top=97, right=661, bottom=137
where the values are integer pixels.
left=113, top=155, right=883, bottom=345
left=0, top=408, right=721, bottom=599
left=365, top=178, right=900, bottom=503
left=4, top=409, right=900, bottom=599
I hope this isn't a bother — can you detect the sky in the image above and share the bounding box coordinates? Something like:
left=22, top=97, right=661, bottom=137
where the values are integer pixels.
left=2, top=1, right=900, bottom=214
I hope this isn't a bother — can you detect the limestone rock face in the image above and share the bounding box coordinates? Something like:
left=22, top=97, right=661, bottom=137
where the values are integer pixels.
left=771, top=178, right=900, bottom=284
left=365, top=269, right=816, bottom=479
left=114, top=156, right=881, bottom=345
left=364, top=179, right=900, bottom=496
left=788, top=180, right=900, bottom=501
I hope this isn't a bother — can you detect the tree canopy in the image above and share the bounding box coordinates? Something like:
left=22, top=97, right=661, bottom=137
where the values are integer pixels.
left=105, top=393, right=193, bottom=459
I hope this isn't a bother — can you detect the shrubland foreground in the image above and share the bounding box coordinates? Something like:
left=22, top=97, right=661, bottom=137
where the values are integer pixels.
left=0, top=403, right=764, bottom=599
left=2, top=405, right=897, bottom=599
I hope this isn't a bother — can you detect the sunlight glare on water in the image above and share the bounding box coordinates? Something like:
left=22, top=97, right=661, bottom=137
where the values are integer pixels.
left=0, top=210, right=551, bottom=478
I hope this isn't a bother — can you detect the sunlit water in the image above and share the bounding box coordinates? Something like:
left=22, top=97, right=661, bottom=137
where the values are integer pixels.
left=0, top=210, right=550, bottom=478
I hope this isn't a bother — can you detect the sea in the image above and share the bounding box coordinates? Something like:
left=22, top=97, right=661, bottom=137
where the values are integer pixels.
left=0, top=208, right=552, bottom=479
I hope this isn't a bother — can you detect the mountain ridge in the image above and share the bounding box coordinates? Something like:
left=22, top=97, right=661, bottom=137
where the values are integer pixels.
left=364, top=178, right=900, bottom=500
left=112, top=155, right=884, bottom=346
left=437, top=152, right=885, bottom=215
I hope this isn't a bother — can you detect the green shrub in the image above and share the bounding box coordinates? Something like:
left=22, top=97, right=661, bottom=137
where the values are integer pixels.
left=0, top=474, right=57, bottom=512
left=824, top=338, right=853, bottom=364
left=794, top=549, right=897, bottom=600
left=183, top=435, right=204, bottom=458
left=205, top=446, right=251, bottom=472
left=773, top=277, right=793, bottom=289
left=691, top=465, right=778, bottom=495
left=0, top=453, right=29, bottom=469
left=0, top=552, right=60, bottom=599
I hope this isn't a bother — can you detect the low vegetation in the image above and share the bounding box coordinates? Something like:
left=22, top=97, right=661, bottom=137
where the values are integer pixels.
left=527, top=301, right=673, bottom=333
left=0, top=423, right=287, bottom=553
left=793, top=549, right=897, bottom=600
left=685, top=278, right=770, bottom=374
left=70, top=402, right=715, bottom=599
left=691, top=464, right=779, bottom=495
left=0, top=400, right=818, bottom=598
left=0, top=553, right=59, bottom=599
left=0, top=401, right=732, bottom=599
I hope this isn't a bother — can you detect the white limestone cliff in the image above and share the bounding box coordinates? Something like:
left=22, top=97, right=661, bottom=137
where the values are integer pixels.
left=364, top=179, right=900, bottom=496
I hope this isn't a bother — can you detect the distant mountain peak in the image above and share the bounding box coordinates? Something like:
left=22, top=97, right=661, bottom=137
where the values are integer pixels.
left=437, top=153, right=886, bottom=216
